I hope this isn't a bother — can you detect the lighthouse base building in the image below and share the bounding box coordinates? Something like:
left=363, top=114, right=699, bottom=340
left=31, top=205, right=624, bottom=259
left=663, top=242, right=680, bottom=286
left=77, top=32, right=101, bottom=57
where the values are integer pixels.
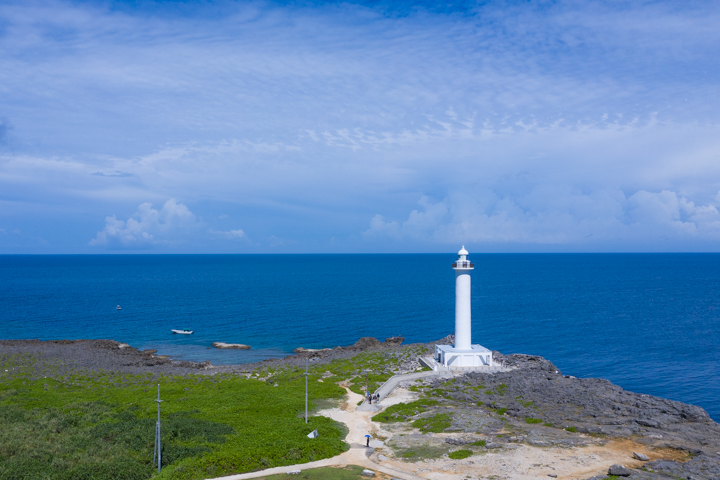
left=435, top=344, right=493, bottom=369
left=429, top=246, right=495, bottom=371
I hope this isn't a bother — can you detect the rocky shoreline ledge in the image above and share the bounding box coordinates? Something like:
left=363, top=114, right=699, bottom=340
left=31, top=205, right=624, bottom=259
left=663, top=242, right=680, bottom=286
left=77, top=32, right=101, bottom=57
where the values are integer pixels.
left=1, top=338, right=718, bottom=479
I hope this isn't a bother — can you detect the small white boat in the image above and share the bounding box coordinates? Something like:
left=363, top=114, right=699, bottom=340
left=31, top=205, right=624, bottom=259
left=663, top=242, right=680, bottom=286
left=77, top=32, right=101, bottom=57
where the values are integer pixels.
left=171, top=329, right=194, bottom=335
left=116, top=305, right=121, bottom=310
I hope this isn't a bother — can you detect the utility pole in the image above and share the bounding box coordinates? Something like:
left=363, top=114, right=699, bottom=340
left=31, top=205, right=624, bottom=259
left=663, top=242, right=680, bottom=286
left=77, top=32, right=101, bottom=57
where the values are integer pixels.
left=153, top=384, right=163, bottom=473
left=305, top=357, right=308, bottom=424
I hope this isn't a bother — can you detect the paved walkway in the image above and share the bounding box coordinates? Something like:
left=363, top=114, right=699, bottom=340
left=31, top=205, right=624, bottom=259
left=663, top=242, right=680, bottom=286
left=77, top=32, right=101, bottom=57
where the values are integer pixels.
left=374, top=370, right=451, bottom=402
left=211, top=386, right=427, bottom=480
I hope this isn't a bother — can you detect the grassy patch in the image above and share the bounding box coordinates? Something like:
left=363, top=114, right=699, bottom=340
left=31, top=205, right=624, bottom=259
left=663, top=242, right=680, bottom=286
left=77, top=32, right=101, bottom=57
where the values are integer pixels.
left=525, top=417, right=542, bottom=424
left=565, top=426, right=577, bottom=432
left=261, top=465, right=374, bottom=479
left=470, top=440, right=486, bottom=447
left=412, top=414, right=452, bottom=433
left=448, top=449, right=472, bottom=460
left=495, top=407, right=508, bottom=416
left=393, top=445, right=446, bottom=462
left=543, top=422, right=553, bottom=427
left=371, top=399, right=438, bottom=423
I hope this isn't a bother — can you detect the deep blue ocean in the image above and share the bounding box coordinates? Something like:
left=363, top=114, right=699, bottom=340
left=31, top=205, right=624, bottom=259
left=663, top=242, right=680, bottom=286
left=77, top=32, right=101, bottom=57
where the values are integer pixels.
left=1, top=254, right=718, bottom=420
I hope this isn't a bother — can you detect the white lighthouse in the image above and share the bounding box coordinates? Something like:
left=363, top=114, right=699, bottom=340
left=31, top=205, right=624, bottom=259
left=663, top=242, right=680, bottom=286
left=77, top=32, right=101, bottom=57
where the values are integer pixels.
left=434, top=246, right=494, bottom=369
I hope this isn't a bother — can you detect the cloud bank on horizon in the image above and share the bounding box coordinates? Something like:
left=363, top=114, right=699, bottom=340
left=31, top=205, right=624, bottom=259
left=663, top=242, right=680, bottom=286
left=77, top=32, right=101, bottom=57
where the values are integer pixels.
left=1, top=0, right=719, bottom=253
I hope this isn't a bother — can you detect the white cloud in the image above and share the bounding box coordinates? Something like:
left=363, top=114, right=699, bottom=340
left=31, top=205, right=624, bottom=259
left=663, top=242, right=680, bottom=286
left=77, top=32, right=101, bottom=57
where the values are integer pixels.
left=363, top=189, right=720, bottom=250
left=89, top=199, right=197, bottom=247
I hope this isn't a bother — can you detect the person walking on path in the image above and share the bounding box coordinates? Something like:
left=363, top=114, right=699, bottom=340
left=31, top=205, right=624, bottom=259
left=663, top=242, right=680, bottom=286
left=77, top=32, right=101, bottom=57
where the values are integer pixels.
left=366, top=435, right=370, bottom=447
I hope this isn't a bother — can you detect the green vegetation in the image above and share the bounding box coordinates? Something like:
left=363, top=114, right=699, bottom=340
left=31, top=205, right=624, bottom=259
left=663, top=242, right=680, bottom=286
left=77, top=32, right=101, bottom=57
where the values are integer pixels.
left=0, top=344, right=438, bottom=480
left=543, top=422, right=553, bottom=427
left=495, top=407, right=508, bottom=415
left=371, top=399, right=438, bottom=423
left=525, top=417, right=542, bottom=424
left=0, top=352, right=350, bottom=480
left=448, top=449, right=472, bottom=460
left=265, top=346, right=431, bottom=396
left=412, top=413, right=452, bottom=433
left=565, top=426, right=577, bottom=432
left=470, top=440, right=486, bottom=447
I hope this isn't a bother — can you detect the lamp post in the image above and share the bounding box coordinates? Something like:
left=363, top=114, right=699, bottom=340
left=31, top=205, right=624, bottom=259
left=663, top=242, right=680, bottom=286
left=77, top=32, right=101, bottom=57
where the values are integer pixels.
left=364, top=370, right=369, bottom=402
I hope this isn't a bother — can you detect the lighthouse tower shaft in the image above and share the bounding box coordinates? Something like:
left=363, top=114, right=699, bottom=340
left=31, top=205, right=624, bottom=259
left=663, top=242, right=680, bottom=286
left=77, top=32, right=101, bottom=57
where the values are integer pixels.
left=454, top=268, right=472, bottom=350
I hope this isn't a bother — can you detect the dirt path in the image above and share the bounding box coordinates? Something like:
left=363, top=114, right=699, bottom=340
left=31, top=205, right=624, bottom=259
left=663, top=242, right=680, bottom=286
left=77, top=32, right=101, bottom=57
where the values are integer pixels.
left=211, top=386, right=427, bottom=480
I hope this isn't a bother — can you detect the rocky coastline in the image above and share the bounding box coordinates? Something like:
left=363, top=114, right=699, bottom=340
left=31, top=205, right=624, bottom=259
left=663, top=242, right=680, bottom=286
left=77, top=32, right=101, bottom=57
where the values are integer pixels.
left=1, top=337, right=718, bottom=479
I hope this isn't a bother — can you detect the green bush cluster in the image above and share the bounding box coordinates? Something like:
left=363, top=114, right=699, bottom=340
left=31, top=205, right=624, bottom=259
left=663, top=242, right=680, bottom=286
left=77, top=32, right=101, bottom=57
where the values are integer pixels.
left=525, top=417, right=542, bottom=424
left=412, top=413, right=452, bottom=433
left=371, top=399, right=438, bottom=423
left=470, top=440, right=486, bottom=447
left=448, top=449, right=472, bottom=460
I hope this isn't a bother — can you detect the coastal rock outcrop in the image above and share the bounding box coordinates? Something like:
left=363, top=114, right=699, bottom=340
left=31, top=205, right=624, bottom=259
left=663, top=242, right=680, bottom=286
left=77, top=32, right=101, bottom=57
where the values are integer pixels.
left=608, top=464, right=632, bottom=476
left=293, top=347, right=332, bottom=354
left=384, top=336, right=404, bottom=345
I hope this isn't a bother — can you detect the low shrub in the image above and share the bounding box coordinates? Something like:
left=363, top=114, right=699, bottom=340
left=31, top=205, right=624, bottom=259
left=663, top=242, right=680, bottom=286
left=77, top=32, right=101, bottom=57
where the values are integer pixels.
left=371, top=399, right=438, bottom=423
left=448, top=449, right=472, bottom=460
left=525, top=417, right=542, bottom=424
left=412, top=413, right=452, bottom=433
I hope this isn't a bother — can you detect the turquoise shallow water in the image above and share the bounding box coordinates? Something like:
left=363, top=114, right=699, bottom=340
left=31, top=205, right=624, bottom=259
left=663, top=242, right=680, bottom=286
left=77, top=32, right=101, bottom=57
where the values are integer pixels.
left=1, top=253, right=718, bottom=420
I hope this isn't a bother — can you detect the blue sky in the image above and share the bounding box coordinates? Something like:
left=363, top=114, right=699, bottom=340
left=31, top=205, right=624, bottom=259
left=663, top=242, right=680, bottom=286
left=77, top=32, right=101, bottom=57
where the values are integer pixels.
left=1, top=0, right=719, bottom=253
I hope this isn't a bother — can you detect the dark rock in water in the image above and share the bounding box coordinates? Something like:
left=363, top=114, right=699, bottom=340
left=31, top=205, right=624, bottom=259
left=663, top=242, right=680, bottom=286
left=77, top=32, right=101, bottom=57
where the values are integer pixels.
left=608, top=464, right=632, bottom=476
left=212, top=342, right=250, bottom=350
left=633, top=451, right=649, bottom=461
left=384, top=336, right=404, bottom=345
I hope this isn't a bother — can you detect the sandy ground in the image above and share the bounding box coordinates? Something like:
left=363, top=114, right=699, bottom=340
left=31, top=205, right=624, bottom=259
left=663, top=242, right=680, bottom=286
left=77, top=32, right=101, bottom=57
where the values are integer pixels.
left=372, top=386, right=683, bottom=480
